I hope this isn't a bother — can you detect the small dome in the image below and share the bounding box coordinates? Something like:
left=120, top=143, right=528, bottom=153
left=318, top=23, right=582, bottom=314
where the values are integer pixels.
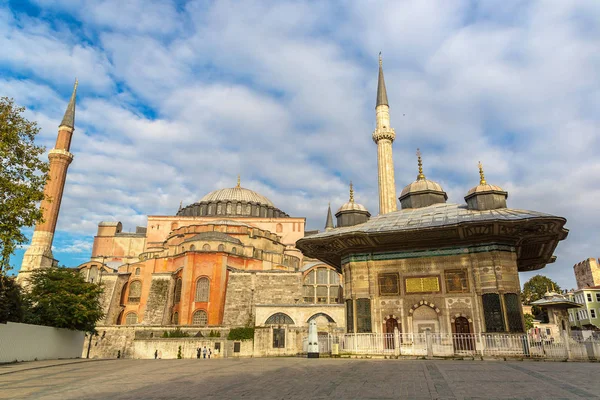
left=399, top=179, right=446, bottom=198
left=466, top=183, right=505, bottom=196
left=200, top=187, right=275, bottom=207
left=337, top=201, right=369, bottom=213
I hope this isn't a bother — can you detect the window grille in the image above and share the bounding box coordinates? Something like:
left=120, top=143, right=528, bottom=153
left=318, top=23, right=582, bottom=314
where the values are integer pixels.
left=482, top=293, right=505, bottom=332
left=329, top=270, right=339, bottom=285
left=306, top=270, right=315, bottom=284
left=356, top=298, right=372, bottom=333
left=303, top=285, right=315, bottom=303
left=195, top=278, right=209, bottom=302
left=504, top=293, right=524, bottom=332
left=265, top=313, right=294, bottom=325
left=174, top=278, right=182, bottom=303
left=346, top=299, right=354, bottom=333
left=329, top=286, right=340, bottom=303
left=125, top=312, right=138, bottom=325
left=128, top=281, right=142, bottom=303
left=317, top=268, right=328, bottom=284
left=316, top=286, right=328, bottom=303
left=192, top=310, right=208, bottom=326
left=273, top=328, right=285, bottom=348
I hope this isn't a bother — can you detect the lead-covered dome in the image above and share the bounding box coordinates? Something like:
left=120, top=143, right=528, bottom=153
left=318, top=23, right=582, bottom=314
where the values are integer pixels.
left=177, top=178, right=289, bottom=218
left=335, top=182, right=370, bottom=228
left=399, top=150, right=447, bottom=209
left=464, top=162, right=508, bottom=211
left=200, top=187, right=275, bottom=207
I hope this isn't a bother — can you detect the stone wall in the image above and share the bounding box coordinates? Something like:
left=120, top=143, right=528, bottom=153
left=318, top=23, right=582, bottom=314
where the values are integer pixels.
left=574, top=258, right=600, bottom=289
left=222, top=271, right=303, bottom=326
left=143, top=274, right=172, bottom=324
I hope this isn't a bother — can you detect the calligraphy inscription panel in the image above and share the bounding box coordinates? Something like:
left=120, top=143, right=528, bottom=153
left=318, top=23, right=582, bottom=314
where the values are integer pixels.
left=405, top=276, right=440, bottom=293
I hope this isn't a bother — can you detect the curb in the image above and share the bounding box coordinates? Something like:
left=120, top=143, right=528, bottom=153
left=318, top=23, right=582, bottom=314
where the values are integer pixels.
left=0, top=358, right=112, bottom=376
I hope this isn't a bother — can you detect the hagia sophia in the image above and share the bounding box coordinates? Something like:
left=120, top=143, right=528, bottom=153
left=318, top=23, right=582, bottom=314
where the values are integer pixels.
left=18, top=56, right=569, bottom=358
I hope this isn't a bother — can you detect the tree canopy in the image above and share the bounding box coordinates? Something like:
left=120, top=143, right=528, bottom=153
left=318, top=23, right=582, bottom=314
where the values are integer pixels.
left=0, top=97, right=49, bottom=273
left=522, top=274, right=561, bottom=304
left=0, top=275, right=25, bottom=323
left=23, top=267, right=104, bottom=332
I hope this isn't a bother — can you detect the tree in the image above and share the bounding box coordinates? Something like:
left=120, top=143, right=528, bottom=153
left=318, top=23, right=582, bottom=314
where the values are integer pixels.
left=23, top=267, right=104, bottom=332
left=524, top=313, right=535, bottom=331
left=0, top=97, right=49, bottom=274
left=0, top=274, right=25, bottom=323
left=522, top=275, right=561, bottom=304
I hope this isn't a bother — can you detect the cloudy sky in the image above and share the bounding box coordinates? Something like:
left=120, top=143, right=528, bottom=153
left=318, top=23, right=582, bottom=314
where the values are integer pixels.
left=4, top=0, right=599, bottom=289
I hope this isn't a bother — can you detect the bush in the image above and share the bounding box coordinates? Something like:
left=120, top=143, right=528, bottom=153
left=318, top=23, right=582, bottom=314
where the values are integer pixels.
left=227, top=327, right=254, bottom=341
left=162, top=328, right=190, bottom=338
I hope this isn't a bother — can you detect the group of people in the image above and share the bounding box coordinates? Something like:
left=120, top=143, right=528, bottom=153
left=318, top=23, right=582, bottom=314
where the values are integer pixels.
left=152, top=347, right=212, bottom=359
left=197, top=346, right=212, bottom=359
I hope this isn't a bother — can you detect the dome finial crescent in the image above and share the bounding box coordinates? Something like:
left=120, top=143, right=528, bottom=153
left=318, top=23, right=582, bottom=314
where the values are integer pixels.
left=416, top=148, right=425, bottom=181
left=237, top=174, right=241, bottom=188
left=478, top=161, right=486, bottom=185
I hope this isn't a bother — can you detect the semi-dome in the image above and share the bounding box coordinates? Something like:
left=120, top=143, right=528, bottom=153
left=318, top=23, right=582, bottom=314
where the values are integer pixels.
left=177, top=177, right=289, bottom=218
left=399, top=150, right=447, bottom=209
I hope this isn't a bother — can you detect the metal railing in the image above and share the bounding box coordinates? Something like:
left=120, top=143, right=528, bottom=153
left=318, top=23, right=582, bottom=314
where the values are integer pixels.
left=302, top=332, right=600, bottom=361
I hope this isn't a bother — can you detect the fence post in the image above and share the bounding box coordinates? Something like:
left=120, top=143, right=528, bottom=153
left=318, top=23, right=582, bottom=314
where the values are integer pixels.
left=479, top=333, right=484, bottom=357
left=561, top=329, right=572, bottom=360
left=394, top=328, right=400, bottom=357
left=426, top=331, right=433, bottom=358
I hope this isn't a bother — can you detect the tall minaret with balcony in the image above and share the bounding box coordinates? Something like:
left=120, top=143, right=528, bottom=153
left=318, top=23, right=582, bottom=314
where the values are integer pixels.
left=372, top=54, right=398, bottom=214
left=18, top=80, right=78, bottom=282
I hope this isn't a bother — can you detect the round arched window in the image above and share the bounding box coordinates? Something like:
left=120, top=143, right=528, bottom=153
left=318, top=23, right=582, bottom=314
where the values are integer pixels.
left=125, top=312, right=138, bottom=325
left=192, top=310, right=208, bottom=326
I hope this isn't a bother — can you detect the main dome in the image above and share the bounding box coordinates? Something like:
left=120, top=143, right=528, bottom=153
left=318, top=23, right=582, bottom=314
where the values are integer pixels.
left=200, top=187, right=275, bottom=207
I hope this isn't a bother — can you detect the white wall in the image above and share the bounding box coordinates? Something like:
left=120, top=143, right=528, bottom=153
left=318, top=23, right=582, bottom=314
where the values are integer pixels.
left=0, top=322, right=85, bottom=363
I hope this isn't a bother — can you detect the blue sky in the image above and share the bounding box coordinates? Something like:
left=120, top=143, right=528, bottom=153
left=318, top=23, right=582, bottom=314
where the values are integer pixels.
left=3, top=0, right=600, bottom=289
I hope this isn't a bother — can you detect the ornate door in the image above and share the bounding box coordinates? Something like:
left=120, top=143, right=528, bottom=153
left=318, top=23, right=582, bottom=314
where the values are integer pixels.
left=453, top=317, right=473, bottom=351
left=384, top=318, right=398, bottom=349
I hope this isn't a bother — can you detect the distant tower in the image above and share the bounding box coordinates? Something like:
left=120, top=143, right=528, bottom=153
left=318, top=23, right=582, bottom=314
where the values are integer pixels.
left=18, top=80, right=78, bottom=282
left=324, top=203, right=334, bottom=231
left=372, top=54, right=398, bottom=215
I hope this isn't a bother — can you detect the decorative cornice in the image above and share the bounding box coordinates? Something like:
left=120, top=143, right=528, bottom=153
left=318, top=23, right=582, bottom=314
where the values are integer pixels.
left=372, top=128, right=395, bottom=143
left=48, top=148, right=74, bottom=161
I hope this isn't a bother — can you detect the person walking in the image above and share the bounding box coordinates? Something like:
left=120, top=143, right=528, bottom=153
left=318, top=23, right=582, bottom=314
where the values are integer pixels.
left=154, top=349, right=158, bottom=360
left=203, top=346, right=207, bottom=359
left=208, top=348, right=212, bottom=359
left=196, top=347, right=201, bottom=359
left=158, top=350, right=162, bottom=359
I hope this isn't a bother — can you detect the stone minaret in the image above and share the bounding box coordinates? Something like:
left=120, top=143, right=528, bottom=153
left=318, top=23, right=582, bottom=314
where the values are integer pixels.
left=372, top=54, right=398, bottom=214
left=18, top=80, right=78, bottom=282
left=324, top=203, right=334, bottom=231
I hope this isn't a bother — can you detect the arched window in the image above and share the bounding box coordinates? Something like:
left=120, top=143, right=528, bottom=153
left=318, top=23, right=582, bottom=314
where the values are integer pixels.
left=135, top=267, right=140, bottom=275
left=303, top=267, right=342, bottom=304
left=195, top=278, right=209, bottom=302
left=236, top=204, right=242, bottom=214
left=174, top=278, right=182, bottom=303
left=202, top=244, right=211, bottom=251
left=265, top=313, right=294, bottom=325
left=173, top=312, right=179, bottom=325
left=125, top=312, right=138, bottom=325
left=190, top=244, right=196, bottom=251
left=192, top=310, right=208, bottom=326
left=231, top=247, right=237, bottom=254
left=128, top=281, right=142, bottom=303
left=218, top=244, right=225, bottom=252
left=276, top=223, right=283, bottom=233
left=482, top=293, right=505, bottom=332
left=89, top=265, right=98, bottom=283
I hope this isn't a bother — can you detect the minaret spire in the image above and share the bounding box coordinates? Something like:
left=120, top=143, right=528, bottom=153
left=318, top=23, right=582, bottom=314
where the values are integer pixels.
left=372, top=53, right=398, bottom=215
left=349, top=182, right=355, bottom=203
left=236, top=174, right=241, bottom=188
left=325, top=203, right=334, bottom=231
left=18, top=79, right=78, bottom=283
left=60, top=79, right=78, bottom=129
left=376, top=52, right=388, bottom=107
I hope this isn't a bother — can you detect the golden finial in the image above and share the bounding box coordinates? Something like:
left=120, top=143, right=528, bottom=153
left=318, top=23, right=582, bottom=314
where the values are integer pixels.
left=349, top=181, right=355, bottom=203
left=236, top=174, right=241, bottom=188
left=416, top=148, right=425, bottom=180
left=379, top=52, right=382, bottom=67
left=478, top=161, right=486, bottom=185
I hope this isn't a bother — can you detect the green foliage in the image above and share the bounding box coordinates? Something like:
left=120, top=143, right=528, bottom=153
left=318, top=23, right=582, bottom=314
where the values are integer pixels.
left=177, top=345, right=182, bottom=359
left=524, top=313, right=535, bottom=331
left=0, top=275, right=24, bottom=323
left=208, top=330, right=221, bottom=337
left=227, top=327, right=255, bottom=341
left=522, top=275, right=561, bottom=304
left=0, top=97, right=49, bottom=273
left=522, top=275, right=561, bottom=318
left=162, top=327, right=190, bottom=338
left=23, top=267, right=104, bottom=332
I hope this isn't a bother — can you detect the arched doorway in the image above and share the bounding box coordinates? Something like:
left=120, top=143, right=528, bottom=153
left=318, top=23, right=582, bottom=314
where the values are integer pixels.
left=384, top=317, right=399, bottom=349
left=453, top=316, right=473, bottom=351
left=412, top=305, right=439, bottom=334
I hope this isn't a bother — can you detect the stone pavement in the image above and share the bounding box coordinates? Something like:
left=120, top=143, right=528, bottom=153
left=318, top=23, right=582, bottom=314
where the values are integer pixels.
left=0, top=358, right=599, bottom=399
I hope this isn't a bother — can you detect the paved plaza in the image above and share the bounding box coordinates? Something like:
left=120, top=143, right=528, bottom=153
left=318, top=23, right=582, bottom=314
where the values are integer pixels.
left=1, top=358, right=599, bottom=399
